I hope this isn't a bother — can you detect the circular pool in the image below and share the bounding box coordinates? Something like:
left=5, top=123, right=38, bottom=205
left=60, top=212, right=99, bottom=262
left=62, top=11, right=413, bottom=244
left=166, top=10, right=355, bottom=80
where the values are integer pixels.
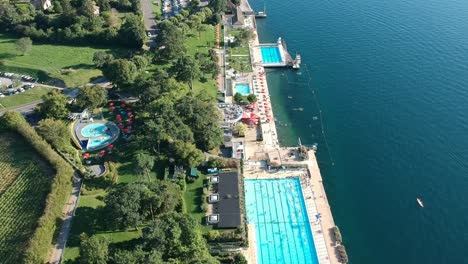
left=75, top=121, right=119, bottom=151
left=81, top=123, right=109, bottom=138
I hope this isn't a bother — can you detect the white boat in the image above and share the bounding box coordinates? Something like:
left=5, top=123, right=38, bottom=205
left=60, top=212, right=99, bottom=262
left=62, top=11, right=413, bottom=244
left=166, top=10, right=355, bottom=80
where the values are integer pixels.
left=417, top=198, right=424, bottom=208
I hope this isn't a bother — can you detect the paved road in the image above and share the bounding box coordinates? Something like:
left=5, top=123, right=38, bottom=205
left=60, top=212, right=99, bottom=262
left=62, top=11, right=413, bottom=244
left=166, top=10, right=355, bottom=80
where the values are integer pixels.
left=49, top=173, right=82, bottom=264
left=0, top=100, right=42, bottom=116
left=141, top=0, right=158, bottom=47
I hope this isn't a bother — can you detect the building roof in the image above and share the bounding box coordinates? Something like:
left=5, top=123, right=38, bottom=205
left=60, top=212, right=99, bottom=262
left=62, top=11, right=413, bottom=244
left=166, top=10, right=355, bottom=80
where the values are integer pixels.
left=232, top=6, right=245, bottom=26
left=214, top=171, right=241, bottom=228
left=190, top=167, right=198, bottom=177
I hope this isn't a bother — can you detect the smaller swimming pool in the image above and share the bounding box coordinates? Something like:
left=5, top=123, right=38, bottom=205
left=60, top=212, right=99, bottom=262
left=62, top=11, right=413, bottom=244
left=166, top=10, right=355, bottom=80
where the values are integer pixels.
left=88, top=136, right=113, bottom=149
left=261, top=46, right=283, bottom=64
left=235, top=83, right=251, bottom=95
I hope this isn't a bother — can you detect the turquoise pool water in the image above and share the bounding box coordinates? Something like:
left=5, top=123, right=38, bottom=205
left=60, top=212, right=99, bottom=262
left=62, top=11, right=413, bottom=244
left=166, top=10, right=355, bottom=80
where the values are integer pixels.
left=261, top=46, right=283, bottom=64
left=235, top=83, right=251, bottom=95
left=245, top=178, right=319, bottom=264
left=80, top=123, right=114, bottom=150
left=88, top=136, right=113, bottom=149
left=81, top=123, right=108, bottom=138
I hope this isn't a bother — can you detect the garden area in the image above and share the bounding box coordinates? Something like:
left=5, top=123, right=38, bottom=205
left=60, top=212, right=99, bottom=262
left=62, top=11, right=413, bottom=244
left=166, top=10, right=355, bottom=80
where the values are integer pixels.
left=226, top=29, right=252, bottom=73
left=0, top=34, right=113, bottom=87
left=0, top=132, right=55, bottom=263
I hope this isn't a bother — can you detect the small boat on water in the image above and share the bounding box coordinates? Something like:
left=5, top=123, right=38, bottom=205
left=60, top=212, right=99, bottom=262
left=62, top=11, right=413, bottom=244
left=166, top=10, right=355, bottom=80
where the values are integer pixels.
left=255, top=3, right=267, bottom=18
left=417, top=198, right=424, bottom=208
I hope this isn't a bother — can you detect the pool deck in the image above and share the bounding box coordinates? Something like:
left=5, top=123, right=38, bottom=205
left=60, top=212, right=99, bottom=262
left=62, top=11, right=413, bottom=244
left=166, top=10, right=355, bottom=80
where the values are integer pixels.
left=239, top=3, right=341, bottom=263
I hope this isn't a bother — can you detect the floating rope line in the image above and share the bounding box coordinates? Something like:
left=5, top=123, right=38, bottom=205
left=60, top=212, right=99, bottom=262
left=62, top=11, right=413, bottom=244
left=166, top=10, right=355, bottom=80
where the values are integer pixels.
left=282, top=64, right=335, bottom=166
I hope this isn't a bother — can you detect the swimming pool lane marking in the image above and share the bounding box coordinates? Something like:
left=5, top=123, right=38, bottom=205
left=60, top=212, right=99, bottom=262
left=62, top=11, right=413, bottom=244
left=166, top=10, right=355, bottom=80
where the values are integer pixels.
left=277, top=179, right=299, bottom=264
left=265, top=180, right=281, bottom=263
left=257, top=180, right=270, bottom=264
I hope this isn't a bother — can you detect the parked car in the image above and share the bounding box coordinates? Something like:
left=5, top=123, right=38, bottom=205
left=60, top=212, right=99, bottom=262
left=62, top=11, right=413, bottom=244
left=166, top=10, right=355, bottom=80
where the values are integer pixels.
left=0, top=93, right=5, bottom=98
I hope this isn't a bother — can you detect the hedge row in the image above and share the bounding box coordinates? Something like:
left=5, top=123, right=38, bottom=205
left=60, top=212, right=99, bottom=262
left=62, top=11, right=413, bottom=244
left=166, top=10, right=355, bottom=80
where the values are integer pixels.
left=0, top=112, right=74, bottom=264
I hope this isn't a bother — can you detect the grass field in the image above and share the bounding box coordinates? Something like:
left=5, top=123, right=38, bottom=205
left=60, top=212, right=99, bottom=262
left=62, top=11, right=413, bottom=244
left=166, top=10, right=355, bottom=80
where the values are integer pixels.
left=185, top=27, right=219, bottom=100
left=0, top=132, right=54, bottom=263
left=184, top=173, right=212, bottom=232
left=0, top=34, right=112, bottom=87
left=0, top=86, right=50, bottom=109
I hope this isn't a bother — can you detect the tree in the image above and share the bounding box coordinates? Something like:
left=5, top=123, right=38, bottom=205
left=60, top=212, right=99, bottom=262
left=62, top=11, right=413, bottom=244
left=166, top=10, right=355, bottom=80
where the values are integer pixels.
left=246, top=94, right=257, bottom=103
left=234, top=123, right=246, bottom=137
left=15, top=37, right=32, bottom=55
left=102, top=59, right=137, bottom=89
left=119, top=14, right=146, bottom=48
left=134, top=151, right=155, bottom=182
left=79, top=235, right=109, bottom=264
left=156, top=21, right=186, bottom=59
left=233, top=92, right=244, bottom=105
left=171, top=141, right=204, bottom=168
left=80, top=0, right=95, bottom=17
left=36, top=90, right=69, bottom=119
left=76, top=85, right=108, bottom=110
left=170, top=55, right=201, bottom=90
left=142, top=213, right=219, bottom=263
left=132, top=55, right=149, bottom=70
left=236, top=28, right=254, bottom=46
left=176, top=96, right=223, bottom=151
left=208, top=0, right=226, bottom=13
left=37, top=119, right=71, bottom=150
left=104, top=184, right=144, bottom=230
left=93, top=51, right=114, bottom=68
left=233, top=253, right=248, bottom=264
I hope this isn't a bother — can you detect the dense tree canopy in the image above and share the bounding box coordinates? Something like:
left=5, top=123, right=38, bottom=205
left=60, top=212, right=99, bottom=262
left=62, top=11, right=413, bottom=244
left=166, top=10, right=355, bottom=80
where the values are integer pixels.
left=156, top=21, right=186, bottom=59
left=119, top=14, right=146, bottom=48
left=36, top=90, right=69, bottom=119
left=142, top=213, right=219, bottom=263
left=170, top=54, right=201, bottom=90
left=36, top=118, right=71, bottom=151
left=102, top=59, right=137, bottom=89
left=76, top=85, right=108, bottom=110
left=79, top=235, right=109, bottom=264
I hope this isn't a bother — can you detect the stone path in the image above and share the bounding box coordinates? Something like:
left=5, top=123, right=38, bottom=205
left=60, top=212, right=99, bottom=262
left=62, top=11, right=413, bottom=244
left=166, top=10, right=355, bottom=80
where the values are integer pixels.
left=48, top=173, right=82, bottom=264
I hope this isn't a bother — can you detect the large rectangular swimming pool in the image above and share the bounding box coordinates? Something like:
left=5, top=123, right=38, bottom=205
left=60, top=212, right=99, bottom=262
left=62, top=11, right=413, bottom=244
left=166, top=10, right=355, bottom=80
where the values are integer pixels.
left=245, top=178, right=319, bottom=264
left=261, top=46, right=283, bottom=64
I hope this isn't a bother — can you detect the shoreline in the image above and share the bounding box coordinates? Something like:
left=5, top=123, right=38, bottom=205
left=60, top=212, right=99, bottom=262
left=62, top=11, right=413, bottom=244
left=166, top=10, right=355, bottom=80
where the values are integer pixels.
left=237, top=2, right=341, bottom=263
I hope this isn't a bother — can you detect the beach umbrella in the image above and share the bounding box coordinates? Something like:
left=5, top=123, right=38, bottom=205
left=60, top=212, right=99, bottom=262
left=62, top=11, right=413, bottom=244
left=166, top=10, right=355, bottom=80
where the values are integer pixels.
left=109, top=102, right=114, bottom=106
left=127, top=120, right=133, bottom=125
left=124, top=128, right=130, bottom=133
left=127, top=112, right=132, bottom=116
left=98, top=150, right=106, bottom=157
left=121, top=103, right=126, bottom=107
left=121, top=111, right=126, bottom=115
left=119, top=125, right=124, bottom=129
left=116, top=114, right=121, bottom=118
left=107, top=144, right=114, bottom=150
left=129, top=114, right=134, bottom=118
left=126, top=108, right=132, bottom=111
left=82, top=153, right=90, bottom=159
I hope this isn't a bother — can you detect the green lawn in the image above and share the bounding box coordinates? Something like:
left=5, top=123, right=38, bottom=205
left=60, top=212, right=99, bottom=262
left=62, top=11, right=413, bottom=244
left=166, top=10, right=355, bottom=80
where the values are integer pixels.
left=63, top=185, right=142, bottom=263
left=183, top=173, right=212, bottom=232
left=0, top=34, right=113, bottom=87
left=0, top=86, right=50, bottom=109
left=184, top=27, right=219, bottom=100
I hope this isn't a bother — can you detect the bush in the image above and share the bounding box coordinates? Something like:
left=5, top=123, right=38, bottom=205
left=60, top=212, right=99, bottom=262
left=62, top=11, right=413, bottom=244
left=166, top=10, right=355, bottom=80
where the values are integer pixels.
left=0, top=112, right=74, bottom=263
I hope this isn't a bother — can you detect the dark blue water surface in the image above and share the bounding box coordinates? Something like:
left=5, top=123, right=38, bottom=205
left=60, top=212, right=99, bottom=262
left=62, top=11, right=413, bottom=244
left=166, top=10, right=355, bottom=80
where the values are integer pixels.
left=250, top=0, right=468, bottom=263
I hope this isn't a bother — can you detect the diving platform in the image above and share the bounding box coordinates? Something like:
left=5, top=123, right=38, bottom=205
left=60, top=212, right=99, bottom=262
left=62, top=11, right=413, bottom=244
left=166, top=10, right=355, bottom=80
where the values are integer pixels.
left=258, top=38, right=301, bottom=69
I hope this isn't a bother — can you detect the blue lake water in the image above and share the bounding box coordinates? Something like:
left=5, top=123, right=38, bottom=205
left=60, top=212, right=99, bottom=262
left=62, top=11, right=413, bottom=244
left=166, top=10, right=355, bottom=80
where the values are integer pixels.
left=245, top=178, right=319, bottom=264
left=251, top=0, right=468, bottom=263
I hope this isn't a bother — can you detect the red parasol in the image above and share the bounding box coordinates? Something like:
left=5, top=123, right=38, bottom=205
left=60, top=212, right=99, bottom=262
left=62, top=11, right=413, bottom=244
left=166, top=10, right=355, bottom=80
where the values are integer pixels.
left=109, top=102, right=114, bottom=106
left=124, top=128, right=130, bottom=133
left=119, top=125, right=124, bottom=129
left=126, top=108, right=132, bottom=111
left=82, top=153, right=90, bottom=159
left=120, top=104, right=126, bottom=107
left=127, top=112, right=132, bottom=116
left=98, top=150, right=105, bottom=157
left=127, top=120, right=133, bottom=125
left=116, top=114, right=121, bottom=118
left=107, top=144, right=114, bottom=149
